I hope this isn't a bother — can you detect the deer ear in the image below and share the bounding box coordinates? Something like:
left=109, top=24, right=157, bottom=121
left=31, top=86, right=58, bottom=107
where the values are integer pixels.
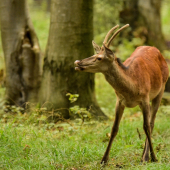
left=103, top=43, right=114, bottom=59
left=92, top=40, right=101, bottom=54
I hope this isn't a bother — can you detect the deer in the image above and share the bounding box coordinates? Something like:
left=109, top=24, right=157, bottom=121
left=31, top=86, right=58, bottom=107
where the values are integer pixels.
left=74, top=24, right=169, bottom=164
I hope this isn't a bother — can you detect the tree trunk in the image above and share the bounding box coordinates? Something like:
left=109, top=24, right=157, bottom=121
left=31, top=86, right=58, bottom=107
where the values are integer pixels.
left=119, top=0, right=166, bottom=51
left=46, top=0, right=51, bottom=12
left=0, top=0, right=41, bottom=106
left=40, top=0, right=106, bottom=119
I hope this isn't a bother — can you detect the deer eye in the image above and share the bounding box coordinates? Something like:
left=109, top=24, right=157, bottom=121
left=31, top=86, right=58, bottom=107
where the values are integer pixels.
left=97, top=58, right=102, bottom=61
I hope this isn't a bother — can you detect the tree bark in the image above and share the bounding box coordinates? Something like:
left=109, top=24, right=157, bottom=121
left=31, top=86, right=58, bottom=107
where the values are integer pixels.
left=40, top=0, right=107, bottom=119
left=0, top=0, right=41, bottom=106
left=46, top=0, right=51, bottom=12
left=119, top=0, right=166, bottom=51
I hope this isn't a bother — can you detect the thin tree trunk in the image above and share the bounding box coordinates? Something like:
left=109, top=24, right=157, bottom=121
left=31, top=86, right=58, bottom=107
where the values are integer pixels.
left=0, top=0, right=41, bottom=106
left=40, top=0, right=107, bottom=119
left=119, top=0, right=166, bottom=51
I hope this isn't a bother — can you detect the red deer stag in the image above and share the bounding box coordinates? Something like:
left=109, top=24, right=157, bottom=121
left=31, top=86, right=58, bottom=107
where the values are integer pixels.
left=74, top=24, right=169, bottom=164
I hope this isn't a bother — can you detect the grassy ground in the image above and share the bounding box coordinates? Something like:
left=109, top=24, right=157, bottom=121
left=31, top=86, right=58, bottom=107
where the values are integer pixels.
left=0, top=73, right=169, bottom=169
left=0, top=76, right=170, bottom=169
left=0, top=105, right=170, bottom=170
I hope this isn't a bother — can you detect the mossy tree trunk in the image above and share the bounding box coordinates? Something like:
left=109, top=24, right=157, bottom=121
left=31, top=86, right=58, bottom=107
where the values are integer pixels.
left=40, top=0, right=106, bottom=119
left=0, top=0, right=41, bottom=106
left=119, top=0, right=166, bottom=51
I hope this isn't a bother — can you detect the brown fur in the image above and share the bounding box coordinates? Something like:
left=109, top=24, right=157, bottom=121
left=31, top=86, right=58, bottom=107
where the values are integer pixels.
left=74, top=33, right=169, bottom=164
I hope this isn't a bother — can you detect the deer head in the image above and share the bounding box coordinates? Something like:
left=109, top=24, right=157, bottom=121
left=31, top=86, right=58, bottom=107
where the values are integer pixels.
left=74, top=24, right=129, bottom=73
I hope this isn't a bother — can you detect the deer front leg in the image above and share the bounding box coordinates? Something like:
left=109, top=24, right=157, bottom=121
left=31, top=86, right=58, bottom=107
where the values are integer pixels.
left=101, top=100, right=125, bottom=164
left=140, top=100, right=157, bottom=162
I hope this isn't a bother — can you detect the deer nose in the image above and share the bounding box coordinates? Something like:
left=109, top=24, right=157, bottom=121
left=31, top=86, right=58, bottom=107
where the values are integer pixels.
left=74, top=60, right=80, bottom=66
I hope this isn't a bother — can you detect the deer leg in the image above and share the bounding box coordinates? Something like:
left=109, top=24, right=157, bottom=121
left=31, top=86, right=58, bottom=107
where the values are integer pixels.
left=142, top=88, right=164, bottom=162
left=141, top=105, right=151, bottom=162
left=101, top=100, right=125, bottom=164
left=140, top=100, right=158, bottom=162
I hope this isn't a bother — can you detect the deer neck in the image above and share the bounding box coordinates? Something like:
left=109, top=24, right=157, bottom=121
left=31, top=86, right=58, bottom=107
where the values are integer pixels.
left=103, top=58, right=136, bottom=97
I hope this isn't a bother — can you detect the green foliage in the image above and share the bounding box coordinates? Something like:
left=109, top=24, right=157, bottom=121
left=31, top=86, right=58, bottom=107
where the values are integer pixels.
left=163, top=50, right=170, bottom=60
left=69, top=105, right=91, bottom=121
left=3, top=105, right=24, bottom=114
left=0, top=93, right=92, bottom=127
left=94, top=0, right=122, bottom=46
left=162, top=1, right=170, bottom=40
left=66, top=93, right=79, bottom=103
left=0, top=104, right=48, bottom=126
left=66, top=93, right=92, bottom=123
left=116, top=37, right=144, bottom=61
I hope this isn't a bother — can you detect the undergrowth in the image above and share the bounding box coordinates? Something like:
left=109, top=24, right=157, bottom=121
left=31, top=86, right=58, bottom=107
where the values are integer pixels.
left=0, top=104, right=170, bottom=170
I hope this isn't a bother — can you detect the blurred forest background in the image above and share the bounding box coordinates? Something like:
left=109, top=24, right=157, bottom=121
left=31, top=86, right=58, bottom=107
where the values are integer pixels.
left=0, top=0, right=170, bottom=117
left=0, top=0, right=170, bottom=169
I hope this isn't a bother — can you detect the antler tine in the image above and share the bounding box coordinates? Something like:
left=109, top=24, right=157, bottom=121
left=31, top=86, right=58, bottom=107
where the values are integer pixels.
left=107, top=24, right=129, bottom=47
left=103, top=25, right=119, bottom=44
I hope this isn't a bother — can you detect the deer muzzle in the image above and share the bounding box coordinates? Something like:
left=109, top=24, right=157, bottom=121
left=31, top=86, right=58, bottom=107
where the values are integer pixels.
left=74, top=60, right=80, bottom=66
left=74, top=60, right=84, bottom=71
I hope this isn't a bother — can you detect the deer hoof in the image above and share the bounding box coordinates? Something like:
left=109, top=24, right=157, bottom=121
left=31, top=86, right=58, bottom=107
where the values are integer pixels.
left=141, top=155, right=149, bottom=162
left=101, top=157, right=108, bottom=165
left=151, top=157, right=158, bottom=162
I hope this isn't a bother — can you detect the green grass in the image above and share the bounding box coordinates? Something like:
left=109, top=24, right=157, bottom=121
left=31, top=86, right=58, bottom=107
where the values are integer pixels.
left=0, top=1, right=170, bottom=169
left=0, top=107, right=170, bottom=169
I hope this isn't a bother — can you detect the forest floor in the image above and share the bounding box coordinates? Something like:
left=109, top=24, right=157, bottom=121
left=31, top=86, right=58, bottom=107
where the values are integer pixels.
left=0, top=103, right=170, bottom=170
left=0, top=73, right=170, bottom=170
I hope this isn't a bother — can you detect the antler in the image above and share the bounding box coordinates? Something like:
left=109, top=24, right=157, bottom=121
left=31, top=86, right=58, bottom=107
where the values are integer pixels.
left=103, top=25, right=119, bottom=44
left=107, top=24, right=129, bottom=47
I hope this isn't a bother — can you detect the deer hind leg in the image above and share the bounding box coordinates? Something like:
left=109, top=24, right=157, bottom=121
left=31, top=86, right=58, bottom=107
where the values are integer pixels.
left=140, top=99, right=158, bottom=162
left=101, top=100, right=125, bottom=164
left=141, top=88, right=165, bottom=162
